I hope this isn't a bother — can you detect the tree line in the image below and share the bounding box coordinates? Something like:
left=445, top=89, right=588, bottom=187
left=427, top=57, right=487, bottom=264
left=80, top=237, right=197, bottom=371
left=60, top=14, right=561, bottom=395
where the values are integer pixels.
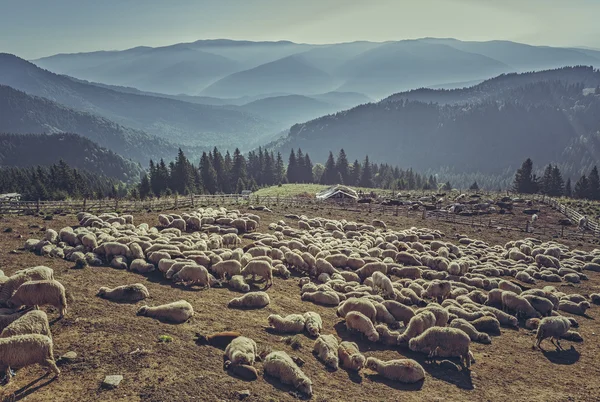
left=513, top=158, right=600, bottom=200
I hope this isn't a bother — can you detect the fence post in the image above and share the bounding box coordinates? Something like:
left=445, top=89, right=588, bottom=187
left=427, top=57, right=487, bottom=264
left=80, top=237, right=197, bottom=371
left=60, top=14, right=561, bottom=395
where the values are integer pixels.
left=83, top=198, right=87, bottom=212
left=175, top=194, right=178, bottom=209
left=36, top=199, right=40, bottom=213
left=190, top=193, right=194, bottom=209
left=115, top=198, right=118, bottom=211
left=422, top=209, right=426, bottom=220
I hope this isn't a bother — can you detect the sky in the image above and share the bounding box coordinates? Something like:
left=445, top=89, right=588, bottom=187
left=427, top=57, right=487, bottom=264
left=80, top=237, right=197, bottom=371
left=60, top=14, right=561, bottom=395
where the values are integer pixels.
left=1, top=0, right=600, bottom=59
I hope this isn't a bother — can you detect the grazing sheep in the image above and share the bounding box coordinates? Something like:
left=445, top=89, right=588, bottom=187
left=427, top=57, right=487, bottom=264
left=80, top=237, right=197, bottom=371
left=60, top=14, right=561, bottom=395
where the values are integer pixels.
left=241, top=260, right=273, bottom=287
left=301, top=291, right=340, bottom=306
left=196, top=331, right=241, bottom=348
left=397, top=311, right=437, bottom=344
left=111, top=255, right=128, bottom=270
left=558, top=300, right=591, bottom=316
left=0, top=334, right=60, bottom=383
left=229, top=275, right=250, bottom=293
left=535, top=316, right=571, bottom=350
left=137, top=300, right=194, bottom=323
left=480, top=306, right=517, bottom=328
left=498, top=280, right=522, bottom=295
left=267, top=314, right=306, bottom=333
left=0, top=266, right=54, bottom=304
left=263, top=351, right=313, bottom=397
left=304, top=312, right=322, bottom=337
left=0, top=310, right=28, bottom=332
left=212, top=260, right=242, bottom=280
left=376, top=324, right=402, bottom=346
left=449, top=318, right=491, bottom=344
left=228, top=292, right=270, bottom=309
left=336, top=298, right=377, bottom=323
left=313, top=334, right=339, bottom=370
left=172, top=265, right=211, bottom=288
left=337, top=341, right=365, bottom=371
left=415, top=304, right=450, bottom=327
left=409, top=327, right=474, bottom=368
left=0, top=310, right=51, bottom=339
left=381, top=300, right=415, bottom=325
left=502, top=291, right=540, bottom=319
left=372, top=271, right=395, bottom=298
left=424, top=280, right=452, bottom=302
left=129, top=243, right=145, bottom=260
left=7, top=280, right=67, bottom=318
left=97, top=284, right=149, bottom=302
left=224, top=361, right=258, bottom=380
left=471, top=316, right=502, bottom=335
left=523, top=295, right=554, bottom=317
left=345, top=311, right=379, bottom=342
left=365, top=357, right=425, bottom=383
left=129, top=259, right=155, bottom=273
left=224, top=336, right=258, bottom=366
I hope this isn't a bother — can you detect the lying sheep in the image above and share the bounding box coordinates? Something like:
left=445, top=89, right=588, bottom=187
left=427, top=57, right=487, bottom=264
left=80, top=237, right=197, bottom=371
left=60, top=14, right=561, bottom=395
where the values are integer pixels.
left=0, top=334, right=60, bottom=383
left=397, top=311, right=436, bottom=344
left=229, top=275, right=250, bottom=293
left=337, top=341, right=365, bottom=371
left=480, top=306, right=518, bottom=328
left=449, top=318, right=491, bottom=344
left=523, top=295, right=554, bottom=317
left=381, top=300, right=415, bottom=325
left=228, top=292, right=270, bottom=309
left=0, top=310, right=51, bottom=339
left=345, top=311, right=379, bottom=342
left=304, top=312, right=322, bottom=337
left=376, top=324, right=402, bottom=346
left=97, top=284, right=149, bottom=302
left=224, top=336, right=258, bottom=366
left=196, top=331, right=241, bottom=348
left=301, top=291, right=340, bottom=306
left=558, top=300, right=591, bottom=316
left=129, top=259, right=155, bottom=273
left=535, top=316, right=571, bottom=350
left=0, top=266, right=55, bottom=304
left=267, top=314, right=306, bottom=333
left=409, top=327, right=474, bottom=368
left=365, top=357, right=425, bottom=383
left=7, top=280, right=67, bottom=318
left=313, top=334, right=339, bottom=370
left=137, top=300, right=194, bottom=323
left=263, top=351, right=313, bottom=397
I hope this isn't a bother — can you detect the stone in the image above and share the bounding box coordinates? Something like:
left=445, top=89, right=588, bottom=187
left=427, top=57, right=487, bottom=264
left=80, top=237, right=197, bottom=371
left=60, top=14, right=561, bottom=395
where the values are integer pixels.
left=237, top=390, right=250, bottom=400
left=102, top=375, right=123, bottom=389
left=61, top=351, right=77, bottom=361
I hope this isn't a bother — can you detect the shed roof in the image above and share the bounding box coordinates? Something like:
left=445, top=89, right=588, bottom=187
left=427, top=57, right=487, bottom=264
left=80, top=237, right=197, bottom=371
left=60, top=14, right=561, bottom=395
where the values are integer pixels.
left=316, top=185, right=358, bottom=200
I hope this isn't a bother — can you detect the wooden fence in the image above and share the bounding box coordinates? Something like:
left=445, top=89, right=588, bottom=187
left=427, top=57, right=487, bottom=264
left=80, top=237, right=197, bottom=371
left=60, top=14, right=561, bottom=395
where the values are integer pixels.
left=536, top=195, right=600, bottom=235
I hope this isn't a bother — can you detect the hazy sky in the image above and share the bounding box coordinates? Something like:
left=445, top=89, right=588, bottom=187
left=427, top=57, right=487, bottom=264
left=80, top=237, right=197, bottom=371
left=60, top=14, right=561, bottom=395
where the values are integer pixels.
left=1, top=0, right=599, bottom=59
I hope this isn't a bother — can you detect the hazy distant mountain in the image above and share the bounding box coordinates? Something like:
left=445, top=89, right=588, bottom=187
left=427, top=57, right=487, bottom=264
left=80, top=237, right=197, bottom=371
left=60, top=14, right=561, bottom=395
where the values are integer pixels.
left=0, top=84, right=175, bottom=164
left=32, top=38, right=600, bottom=99
left=272, top=67, right=600, bottom=178
left=0, top=54, right=277, bottom=148
left=0, top=132, right=142, bottom=182
left=201, top=55, right=338, bottom=98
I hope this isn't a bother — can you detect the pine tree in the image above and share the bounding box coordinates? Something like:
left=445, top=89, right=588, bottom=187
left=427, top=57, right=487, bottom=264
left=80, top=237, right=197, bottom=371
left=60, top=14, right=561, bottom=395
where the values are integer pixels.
left=574, top=175, right=589, bottom=199
left=513, top=158, right=536, bottom=194
left=296, top=149, right=305, bottom=183
left=303, top=154, right=313, bottom=184
left=263, top=152, right=275, bottom=186
left=139, top=174, right=152, bottom=200
left=231, top=148, right=247, bottom=191
left=588, top=166, right=600, bottom=200
left=223, top=151, right=233, bottom=193
left=350, top=160, right=361, bottom=186
left=286, top=149, right=297, bottom=184
left=199, top=152, right=218, bottom=194
left=336, top=149, right=350, bottom=185
left=541, top=164, right=554, bottom=195
left=275, top=152, right=285, bottom=184
left=321, top=152, right=337, bottom=185
left=212, top=147, right=226, bottom=193
left=469, top=181, right=479, bottom=191
left=565, top=178, right=572, bottom=197
left=550, top=165, right=564, bottom=196
left=359, top=155, right=374, bottom=188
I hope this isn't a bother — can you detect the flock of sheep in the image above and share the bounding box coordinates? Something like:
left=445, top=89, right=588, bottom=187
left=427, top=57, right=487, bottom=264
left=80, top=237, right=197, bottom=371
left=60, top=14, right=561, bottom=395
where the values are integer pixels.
left=2, top=205, right=600, bottom=398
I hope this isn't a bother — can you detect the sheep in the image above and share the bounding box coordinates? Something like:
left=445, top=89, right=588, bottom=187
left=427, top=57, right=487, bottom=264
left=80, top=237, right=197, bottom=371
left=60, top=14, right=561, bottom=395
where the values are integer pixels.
left=172, top=265, right=211, bottom=288
left=196, top=331, right=241, bottom=347
left=97, top=284, right=149, bottom=302
left=345, top=311, right=379, bottom=342
left=267, top=314, right=306, bottom=333
left=535, top=316, right=571, bottom=350
left=0, top=266, right=54, bottom=303
left=224, top=336, right=258, bottom=366
left=365, top=357, right=425, bottom=383
left=301, top=291, right=340, bottom=306
left=212, top=260, right=242, bottom=280
left=336, top=298, right=377, bottom=323
left=409, top=327, right=474, bottom=368
left=501, top=291, right=540, bottom=319
left=522, top=295, right=554, bottom=317
left=304, top=312, right=322, bottom=337
left=241, top=260, right=273, bottom=287
left=498, top=280, right=522, bottom=295
left=397, top=311, right=437, bottom=344
left=0, top=334, right=60, bottom=383
left=0, top=310, right=28, bottom=333
left=100, top=242, right=131, bottom=260
left=263, top=351, right=313, bottom=397
left=111, top=255, right=128, bottom=270
left=228, top=292, right=270, bottom=309
left=7, top=280, right=67, bottom=318
left=337, top=341, right=365, bottom=371
left=372, top=271, right=395, bottom=298
left=480, top=306, right=518, bottom=328
left=372, top=301, right=400, bottom=328
left=558, top=300, right=591, bottom=316
left=129, top=242, right=145, bottom=260
left=129, top=259, right=155, bottom=273
left=224, top=361, right=258, bottom=380
left=356, top=262, right=388, bottom=280
left=424, top=280, right=452, bottom=302
left=229, top=275, right=250, bottom=293
left=415, top=304, right=450, bottom=327
left=0, top=310, right=51, bottom=340
left=315, top=258, right=338, bottom=276
left=148, top=251, right=171, bottom=266
left=376, top=324, right=402, bottom=346
left=137, top=300, right=194, bottom=323
left=381, top=300, right=415, bottom=325
left=591, top=293, right=600, bottom=304
left=449, top=318, right=491, bottom=344
left=313, top=334, right=339, bottom=370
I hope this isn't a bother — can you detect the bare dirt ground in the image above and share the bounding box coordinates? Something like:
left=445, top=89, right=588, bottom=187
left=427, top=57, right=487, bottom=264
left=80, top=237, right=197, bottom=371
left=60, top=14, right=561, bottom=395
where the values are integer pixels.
left=0, top=201, right=599, bottom=402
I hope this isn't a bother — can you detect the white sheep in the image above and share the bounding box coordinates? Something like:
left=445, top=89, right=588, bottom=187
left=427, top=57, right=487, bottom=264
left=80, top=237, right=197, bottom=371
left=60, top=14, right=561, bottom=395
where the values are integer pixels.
left=313, top=334, right=339, bottom=370
left=535, top=316, right=571, bottom=350
left=372, top=271, right=395, bottom=298
left=0, top=266, right=54, bottom=304
left=345, top=311, right=379, bottom=342
left=97, top=284, right=149, bottom=302
left=409, top=327, right=474, bottom=368
left=558, top=300, right=591, bottom=316
left=224, top=336, right=258, bottom=366
left=0, top=334, right=60, bottom=383
left=228, top=292, right=270, bottom=309
left=381, top=300, right=416, bottom=325
left=501, top=291, right=540, bottom=319
left=172, top=265, right=211, bottom=288
left=301, top=291, right=340, bottom=306
left=365, top=357, right=425, bottom=383
left=263, top=351, right=313, bottom=397
left=0, top=310, right=51, bottom=340
left=337, top=341, right=365, bottom=371
left=304, top=312, right=322, bottom=337
left=229, top=275, right=250, bottom=293
left=137, top=300, right=194, bottom=323
left=129, top=259, right=155, bottom=273
left=397, top=311, right=436, bottom=344
left=7, top=280, right=67, bottom=318
left=241, top=260, right=273, bottom=287
left=212, top=260, right=242, bottom=280
left=336, top=298, right=377, bottom=323
left=449, top=318, right=491, bottom=344
left=267, top=314, right=306, bottom=333
left=424, top=280, right=452, bottom=302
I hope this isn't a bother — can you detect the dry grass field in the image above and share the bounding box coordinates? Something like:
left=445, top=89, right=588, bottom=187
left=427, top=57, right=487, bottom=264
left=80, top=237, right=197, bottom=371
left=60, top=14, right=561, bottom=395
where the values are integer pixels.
left=1, top=201, right=599, bottom=402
